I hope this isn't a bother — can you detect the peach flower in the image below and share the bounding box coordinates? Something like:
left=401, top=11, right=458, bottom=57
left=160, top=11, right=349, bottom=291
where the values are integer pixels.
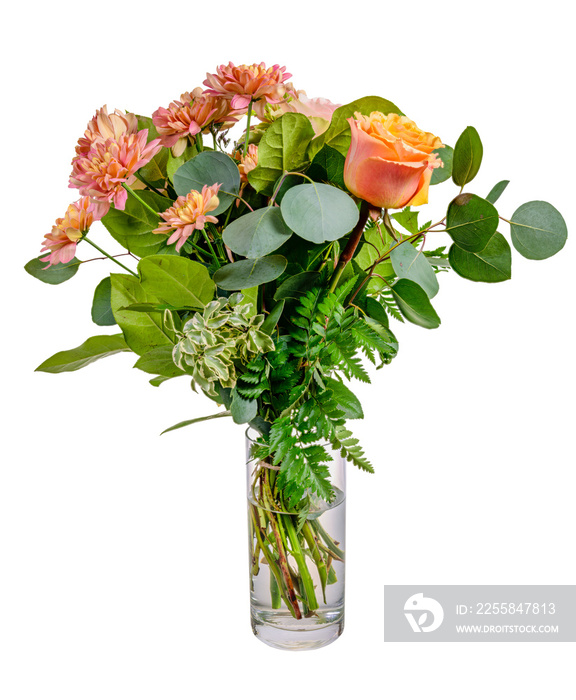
left=344, top=112, right=443, bottom=210
left=153, top=184, right=221, bottom=252
left=40, top=197, right=106, bottom=267
left=69, top=130, right=162, bottom=213
left=152, top=88, right=238, bottom=156
left=233, top=144, right=259, bottom=183
left=75, top=106, right=139, bottom=160
left=202, top=62, right=292, bottom=110
left=254, top=86, right=340, bottom=135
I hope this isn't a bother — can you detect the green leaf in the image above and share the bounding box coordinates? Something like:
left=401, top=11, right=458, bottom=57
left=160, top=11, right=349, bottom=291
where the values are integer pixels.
left=308, top=95, right=402, bottom=160
left=101, top=190, right=172, bottom=257
left=449, top=233, right=511, bottom=282
left=110, top=273, right=174, bottom=355
left=430, top=144, right=453, bottom=185
left=509, top=201, right=567, bottom=260
left=324, top=378, right=364, bottom=419
left=160, top=411, right=232, bottom=435
left=24, top=257, right=80, bottom=285
left=166, top=143, right=198, bottom=183
left=230, top=386, right=258, bottom=424
left=134, top=346, right=185, bottom=377
left=91, top=277, right=116, bottom=326
left=280, top=183, right=359, bottom=244
left=307, top=145, right=346, bottom=188
left=273, top=271, right=320, bottom=301
left=364, top=297, right=389, bottom=328
left=390, top=241, right=439, bottom=298
left=446, top=193, right=499, bottom=253
left=354, top=225, right=394, bottom=293
left=261, top=300, right=285, bottom=335
left=223, top=206, right=292, bottom=258
left=214, top=255, right=287, bottom=290
left=173, top=151, right=240, bottom=215
left=391, top=207, right=420, bottom=235
left=452, top=126, right=483, bottom=187
left=486, top=180, right=510, bottom=204
left=240, top=286, right=258, bottom=317
left=247, top=113, right=315, bottom=196
left=137, top=148, right=168, bottom=188
left=35, top=334, right=129, bottom=373
left=391, top=278, right=441, bottom=329
left=138, top=255, right=215, bottom=308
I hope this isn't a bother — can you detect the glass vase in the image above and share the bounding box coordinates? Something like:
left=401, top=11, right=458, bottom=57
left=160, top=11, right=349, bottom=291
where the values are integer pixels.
left=246, top=428, right=346, bottom=651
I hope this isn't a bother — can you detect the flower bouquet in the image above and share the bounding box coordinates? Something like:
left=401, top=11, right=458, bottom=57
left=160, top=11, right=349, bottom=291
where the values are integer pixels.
left=27, top=62, right=568, bottom=650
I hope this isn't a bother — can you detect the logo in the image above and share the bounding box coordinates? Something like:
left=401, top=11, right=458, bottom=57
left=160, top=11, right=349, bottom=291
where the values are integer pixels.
left=404, top=593, right=444, bottom=633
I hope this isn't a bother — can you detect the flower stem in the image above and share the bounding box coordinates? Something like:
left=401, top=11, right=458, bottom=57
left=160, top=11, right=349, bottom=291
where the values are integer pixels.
left=123, top=184, right=160, bottom=218
left=82, top=237, right=138, bottom=277
left=243, top=99, right=254, bottom=155
left=328, top=200, right=371, bottom=292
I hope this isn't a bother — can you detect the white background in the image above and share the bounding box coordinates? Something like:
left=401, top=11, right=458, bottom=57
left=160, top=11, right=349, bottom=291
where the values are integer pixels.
left=1, top=1, right=574, bottom=698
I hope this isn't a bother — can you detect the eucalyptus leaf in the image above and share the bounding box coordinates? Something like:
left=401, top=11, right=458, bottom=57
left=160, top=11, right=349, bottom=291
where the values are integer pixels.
left=449, top=233, right=511, bottom=282
left=452, top=126, right=483, bottom=187
left=280, top=183, right=359, bottom=244
left=247, top=113, right=315, bottom=195
left=35, top=334, right=129, bottom=373
left=25, top=257, right=80, bottom=285
left=430, top=145, right=453, bottom=185
left=274, top=272, right=320, bottom=301
left=91, top=277, right=116, bottom=326
left=138, top=255, right=215, bottom=308
left=509, top=201, right=567, bottom=260
left=213, top=256, right=287, bottom=290
left=446, top=194, right=499, bottom=253
left=223, top=207, right=292, bottom=258
left=364, top=297, right=389, bottom=328
left=391, top=279, right=441, bottom=329
left=390, top=241, right=439, bottom=298
left=486, top=180, right=510, bottom=204
left=173, top=151, right=240, bottom=215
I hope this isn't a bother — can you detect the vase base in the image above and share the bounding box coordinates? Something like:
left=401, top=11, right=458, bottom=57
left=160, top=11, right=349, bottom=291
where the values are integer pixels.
left=251, top=607, right=344, bottom=651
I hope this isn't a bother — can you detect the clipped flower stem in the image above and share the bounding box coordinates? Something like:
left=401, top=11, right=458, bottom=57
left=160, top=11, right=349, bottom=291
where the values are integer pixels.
left=328, top=200, right=371, bottom=293
left=243, top=99, right=254, bottom=155
left=82, top=236, right=138, bottom=277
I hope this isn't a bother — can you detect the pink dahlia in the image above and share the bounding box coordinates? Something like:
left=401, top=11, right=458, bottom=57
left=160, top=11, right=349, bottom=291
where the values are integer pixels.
left=75, top=106, right=139, bottom=160
left=202, top=62, right=292, bottom=110
left=153, top=184, right=221, bottom=252
left=40, top=197, right=106, bottom=267
left=152, top=88, right=238, bottom=156
left=69, top=130, right=162, bottom=213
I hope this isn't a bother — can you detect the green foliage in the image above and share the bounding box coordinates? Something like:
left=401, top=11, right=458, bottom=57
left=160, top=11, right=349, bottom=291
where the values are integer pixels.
left=213, top=255, right=287, bottom=290
left=280, top=183, right=360, bottom=244
left=173, top=151, right=240, bottom=214
left=390, top=240, right=439, bottom=299
left=25, top=257, right=80, bottom=285
left=452, top=126, right=483, bottom=187
left=91, top=277, right=116, bottom=326
left=36, top=334, right=129, bottom=373
left=449, top=233, right=512, bottom=282
left=138, top=255, right=215, bottom=308
left=247, top=113, right=315, bottom=195
left=509, top=201, right=567, bottom=260
left=391, top=279, right=441, bottom=329
left=223, top=206, right=292, bottom=258
left=430, top=145, right=454, bottom=185
left=446, top=193, right=499, bottom=253
left=486, top=180, right=510, bottom=204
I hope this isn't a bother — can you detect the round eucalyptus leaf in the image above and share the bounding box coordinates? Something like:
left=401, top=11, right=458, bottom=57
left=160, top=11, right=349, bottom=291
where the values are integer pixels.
left=449, top=233, right=512, bottom=283
left=446, top=193, right=499, bottom=253
left=510, top=201, right=567, bottom=260
left=213, top=255, right=287, bottom=290
left=24, top=256, right=80, bottom=285
left=280, top=183, right=359, bottom=244
left=173, top=151, right=240, bottom=215
left=223, top=207, right=292, bottom=258
left=390, top=241, right=439, bottom=299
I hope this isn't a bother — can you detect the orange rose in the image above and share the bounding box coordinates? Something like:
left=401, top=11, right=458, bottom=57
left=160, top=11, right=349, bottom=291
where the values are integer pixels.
left=344, top=111, right=444, bottom=209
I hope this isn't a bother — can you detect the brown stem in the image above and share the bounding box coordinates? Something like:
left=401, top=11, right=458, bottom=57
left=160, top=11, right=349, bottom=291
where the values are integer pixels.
left=328, top=200, right=371, bottom=292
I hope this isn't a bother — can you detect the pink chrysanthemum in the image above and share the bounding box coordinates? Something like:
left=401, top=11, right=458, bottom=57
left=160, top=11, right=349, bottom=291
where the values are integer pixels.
left=69, top=130, right=162, bottom=213
left=202, top=62, right=292, bottom=110
left=153, top=184, right=221, bottom=252
left=233, top=144, right=259, bottom=183
left=152, top=88, right=238, bottom=156
left=40, top=197, right=106, bottom=267
left=75, top=106, right=139, bottom=160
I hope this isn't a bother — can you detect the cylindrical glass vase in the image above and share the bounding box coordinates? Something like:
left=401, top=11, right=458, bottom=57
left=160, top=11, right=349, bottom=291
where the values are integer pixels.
left=246, top=428, right=346, bottom=651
